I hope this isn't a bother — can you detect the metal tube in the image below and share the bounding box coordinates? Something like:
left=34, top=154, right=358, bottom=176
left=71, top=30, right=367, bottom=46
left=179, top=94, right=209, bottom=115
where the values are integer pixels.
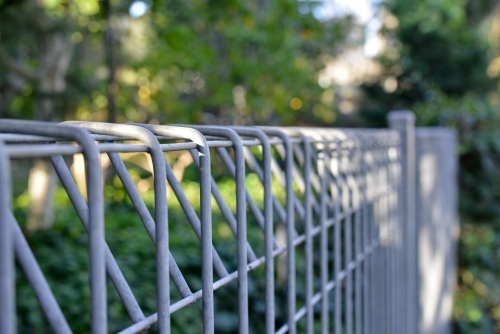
left=360, top=136, right=371, bottom=334
left=333, top=141, right=343, bottom=334
left=351, top=138, right=362, bottom=334
left=388, top=112, right=417, bottom=334
left=259, top=128, right=295, bottom=334
left=301, top=136, right=313, bottom=334
left=6, top=144, right=81, bottom=158
left=318, top=138, right=329, bottom=334
left=342, top=142, right=353, bottom=334
left=0, top=140, right=14, bottom=334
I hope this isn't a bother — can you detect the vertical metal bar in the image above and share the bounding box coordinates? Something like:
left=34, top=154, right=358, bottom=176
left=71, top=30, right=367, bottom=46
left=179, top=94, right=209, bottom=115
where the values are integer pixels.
left=219, top=130, right=248, bottom=334
left=377, top=138, right=383, bottom=334
left=230, top=127, right=274, bottom=334
left=390, top=141, right=398, bottom=334
left=71, top=128, right=106, bottom=334
left=381, top=146, right=388, bottom=334
left=260, top=128, right=295, bottom=334
left=352, top=139, right=362, bottom=334
left=392, top=141, right=399, bottom=334
left=331, top=141, right=342, bottom=334
left=361, top=137, right=370, bottom=334
left=383, top=138, right=389, bottom=334
left=388, top=111, right=417, bottom=334
left=369, top=140, right=377, bottom=334
left=397, top=137, right=402, bottom=334
left=388, top=139, right=397, bottom=334
left=386, top=140, right=392, bottom=334
left=263, top=140, right=275, bottom=334
left=0, top=140, right=14, bottom=334
left=374, top=138, right=379, bottom=334
left=318, top=139, right=328, bottom=334
left=396, top=135, right=405, bottom=334
left=377, top=142, right=384, bottom=334
left=197, top=133, right=215, bottom=334
left=385, top=140, right=393, bottom=334
left=388, top=140, right=393, bottom=334
left=285, top=134, right=296, bottom=334
left=301, top=136, right=313, bottom=334
left=341, top=142, right=353, bottom=334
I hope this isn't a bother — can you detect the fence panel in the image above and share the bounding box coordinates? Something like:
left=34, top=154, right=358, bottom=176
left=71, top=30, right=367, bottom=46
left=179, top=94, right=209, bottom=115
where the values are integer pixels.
left=0, top=116, right=456, bottom=334
left=416, top=128, right=458, bottom=334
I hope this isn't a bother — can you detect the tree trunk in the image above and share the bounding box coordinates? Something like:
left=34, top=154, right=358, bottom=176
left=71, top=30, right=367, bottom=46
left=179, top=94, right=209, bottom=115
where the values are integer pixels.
left=104, top=0, right=117, bottom=123
left=27, top=31, right=74, bottom=230
left=36, top=32, right=74, bottom=121
left=26, top=160, right=57, bottom=231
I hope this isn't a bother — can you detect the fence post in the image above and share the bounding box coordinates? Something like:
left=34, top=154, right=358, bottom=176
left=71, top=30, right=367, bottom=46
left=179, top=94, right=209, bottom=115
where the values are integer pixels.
left=388, top=111, right=417, bottom=334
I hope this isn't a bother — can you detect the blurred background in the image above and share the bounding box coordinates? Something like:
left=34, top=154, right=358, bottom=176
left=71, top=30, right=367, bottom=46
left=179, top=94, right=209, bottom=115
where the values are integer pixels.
left=2, top=0, right=500, bottom=333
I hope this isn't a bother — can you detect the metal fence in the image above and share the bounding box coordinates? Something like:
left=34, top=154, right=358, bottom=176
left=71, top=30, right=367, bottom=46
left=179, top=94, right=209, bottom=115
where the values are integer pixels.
left=0, top=111, right=457, bottom=334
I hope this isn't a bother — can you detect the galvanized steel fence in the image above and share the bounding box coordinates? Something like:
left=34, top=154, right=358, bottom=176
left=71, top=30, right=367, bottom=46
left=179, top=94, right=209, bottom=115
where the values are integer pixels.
left=0, top=111, right=456, bottom=334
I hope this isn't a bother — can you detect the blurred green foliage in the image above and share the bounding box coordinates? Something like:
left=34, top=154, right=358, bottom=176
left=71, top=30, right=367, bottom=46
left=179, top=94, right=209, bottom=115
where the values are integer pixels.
left=0, top=0, right=353, bottom=125
left=360, top=0, right=498, bottom=127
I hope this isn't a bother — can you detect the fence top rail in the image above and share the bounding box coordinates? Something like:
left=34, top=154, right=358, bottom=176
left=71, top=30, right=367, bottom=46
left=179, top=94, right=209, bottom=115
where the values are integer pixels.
left=0, top=122, right=400, bottom=143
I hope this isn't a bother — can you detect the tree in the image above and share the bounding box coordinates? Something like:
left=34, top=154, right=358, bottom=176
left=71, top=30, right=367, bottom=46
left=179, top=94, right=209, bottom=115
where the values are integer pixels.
left=105, top=0, right=355, bottom=125
left=0, top=0, right=101, bottom=229
left=359, top=0, right=497, bottom=127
